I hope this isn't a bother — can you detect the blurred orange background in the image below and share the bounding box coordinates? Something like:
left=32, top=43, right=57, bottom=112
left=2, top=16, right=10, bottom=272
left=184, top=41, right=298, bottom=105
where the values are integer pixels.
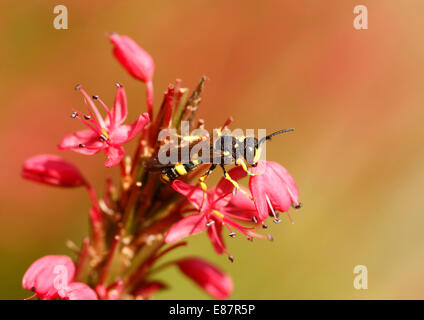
left=1, top=0, right=424, bottom=299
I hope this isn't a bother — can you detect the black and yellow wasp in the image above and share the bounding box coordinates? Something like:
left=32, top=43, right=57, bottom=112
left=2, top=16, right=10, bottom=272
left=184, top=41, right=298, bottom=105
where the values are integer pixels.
left=147, top=128, right=294, bottom=198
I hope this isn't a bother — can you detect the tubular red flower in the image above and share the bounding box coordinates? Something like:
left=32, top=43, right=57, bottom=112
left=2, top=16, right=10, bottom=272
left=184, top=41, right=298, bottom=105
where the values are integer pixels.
left=176, top=257, right=233, bottom=300
left=109, top=33, right=154, bottom=119
left=22, top=255, right=75, bottom=300
left=22, top=154, right=85, bottom=187
left=58, top=84, right=150, bottom=168
left=249, top=160, right=300, bottom=222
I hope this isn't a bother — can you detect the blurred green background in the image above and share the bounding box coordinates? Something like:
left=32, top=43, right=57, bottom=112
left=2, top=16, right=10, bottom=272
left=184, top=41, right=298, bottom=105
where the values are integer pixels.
left=1, top=0, right=424, bottom=299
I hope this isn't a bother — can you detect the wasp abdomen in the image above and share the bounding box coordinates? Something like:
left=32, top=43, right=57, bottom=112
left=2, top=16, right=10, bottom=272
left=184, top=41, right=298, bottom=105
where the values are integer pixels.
left=160, top=160, right=200, bottom=183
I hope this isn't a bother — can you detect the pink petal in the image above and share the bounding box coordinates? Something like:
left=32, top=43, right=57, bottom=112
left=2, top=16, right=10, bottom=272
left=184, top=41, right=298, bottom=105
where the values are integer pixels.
left=165, top=214, right=207, bottom=243
left=110, top=84, right=128, bottom=129
left=214, top=166, right=247, bottom=202
left=176, top=257, right=233, bottom=300
left=224, top=187, right=258, bottom=221
left=22, top=154, right=85, bottom=187
left=61, top=282, right=98, bottom=300
left=207, top=221, right=225, bottom=254
left=109, top=112, right=150, bottom=145
left=250, top=161, right=299, bottom=220
left=58, top=129, right=104, bottom=155
left=109, top=33, right=155, bottom=83
left=104, top=145, right=125, bottom=168
left=171, top=180, right=205, bottom=210
left=22, top=255, right=75, bottom=300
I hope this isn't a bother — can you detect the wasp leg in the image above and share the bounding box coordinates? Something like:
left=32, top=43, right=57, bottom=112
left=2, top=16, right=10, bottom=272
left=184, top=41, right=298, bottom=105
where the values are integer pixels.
left=199, top=164, right=217, bottom=209
left=220, top=164, right=254, bottom=200
left=235, top=158, right=256, bottom=176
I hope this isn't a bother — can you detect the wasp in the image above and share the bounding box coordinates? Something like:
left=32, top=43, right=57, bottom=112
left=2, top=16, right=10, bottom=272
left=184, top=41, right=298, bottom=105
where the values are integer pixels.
left=147, top=128, right=294, bottom=200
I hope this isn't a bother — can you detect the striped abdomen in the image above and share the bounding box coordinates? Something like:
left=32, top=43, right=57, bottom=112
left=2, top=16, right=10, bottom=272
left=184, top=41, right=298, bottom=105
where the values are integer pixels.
left=160, top=160, right=200, bottom=183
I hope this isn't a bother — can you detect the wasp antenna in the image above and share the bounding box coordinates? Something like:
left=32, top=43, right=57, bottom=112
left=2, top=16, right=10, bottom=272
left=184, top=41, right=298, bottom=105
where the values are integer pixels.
left=258, top=128, right=294, bottom=146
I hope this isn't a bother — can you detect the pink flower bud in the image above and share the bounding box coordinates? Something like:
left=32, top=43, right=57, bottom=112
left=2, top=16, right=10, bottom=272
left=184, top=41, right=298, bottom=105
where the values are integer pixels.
left=176, top=257, right=233, bottom=300
left=109, top=33, right=154, bottom=83
left=22, top=255, right=75, bottom=300
left=61, top=282, right=98, bottom=300
left=22, top=154, right=85, bottom=187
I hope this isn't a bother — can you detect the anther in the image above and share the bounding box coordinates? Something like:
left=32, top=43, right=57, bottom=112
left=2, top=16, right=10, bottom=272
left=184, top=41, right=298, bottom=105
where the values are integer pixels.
left=71, top=112, right=78, bottom=118
left=206, top=220, right=215, bottom=227
left=229, top=232, right=236, bottom=238
left=135, top=181, right=142, bottom=188
left=251, top=216, right=258, bottom=223
left=116, top=82, right=122, bottom=88
left=262, top=223, right=268, bottom=229
left=84, top=114, right=91, bottom=120
left=293, top=202, right=303, bottom=210
left=273, top=218, right=282, bottom=224
left=247, top=237, right=253, bottom=242
left=78, top=144, right=86, bottom=148
left=99, top=135, right=108, bottom=142
left=74, top=84, right=82, bottom=90
left=267, top=235, right=274, bottom=242
left=228, top=255, right=234, bottom=263
left=92, top=95, right=99, bottom=100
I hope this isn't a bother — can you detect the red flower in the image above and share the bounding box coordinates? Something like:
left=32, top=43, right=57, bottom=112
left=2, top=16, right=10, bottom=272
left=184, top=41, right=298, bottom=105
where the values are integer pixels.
left=22, top=154, right=85, bottom=187
left=176, top=257, right=233, bottom=300
left=165, top=167, right=265, bottom=261
left=109, top=33, right=155, bottom=119
left=249, top=160, right=300, bottom=222
left=58, top=84, right=150, bottom=168
left=22, top=255, right=97, bottom=300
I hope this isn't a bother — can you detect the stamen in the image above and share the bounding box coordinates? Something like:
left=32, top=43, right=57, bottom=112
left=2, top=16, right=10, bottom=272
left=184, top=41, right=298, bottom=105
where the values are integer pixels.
left=212, top=209, right=224, bottom=219
left=229, top=232, right=236, bottom=238
left=273, top=218, right=282, bottom=224
left=73, top=112, right=103, bottom=136
left=92, top=95, right=99, bottom=100
left=77, top=86, right=107, bottom=129
left=206, top=220, right=215, bottom=227
left=265, top=194, right=278, bottom=219
left=96, top=97, right=111, bottom=114
left=84, top=114, right=91, bottom=120
left=71, top=112, right=78, bottom=118
left=228, top=255, right=234, bottom=263
left=251, top=216, right=258, bottom=223
left=293, top=202, right=302, bottom=210
left=74, top=84, right=82, bottom=90
left=262, top=223, right=268, bottom=229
